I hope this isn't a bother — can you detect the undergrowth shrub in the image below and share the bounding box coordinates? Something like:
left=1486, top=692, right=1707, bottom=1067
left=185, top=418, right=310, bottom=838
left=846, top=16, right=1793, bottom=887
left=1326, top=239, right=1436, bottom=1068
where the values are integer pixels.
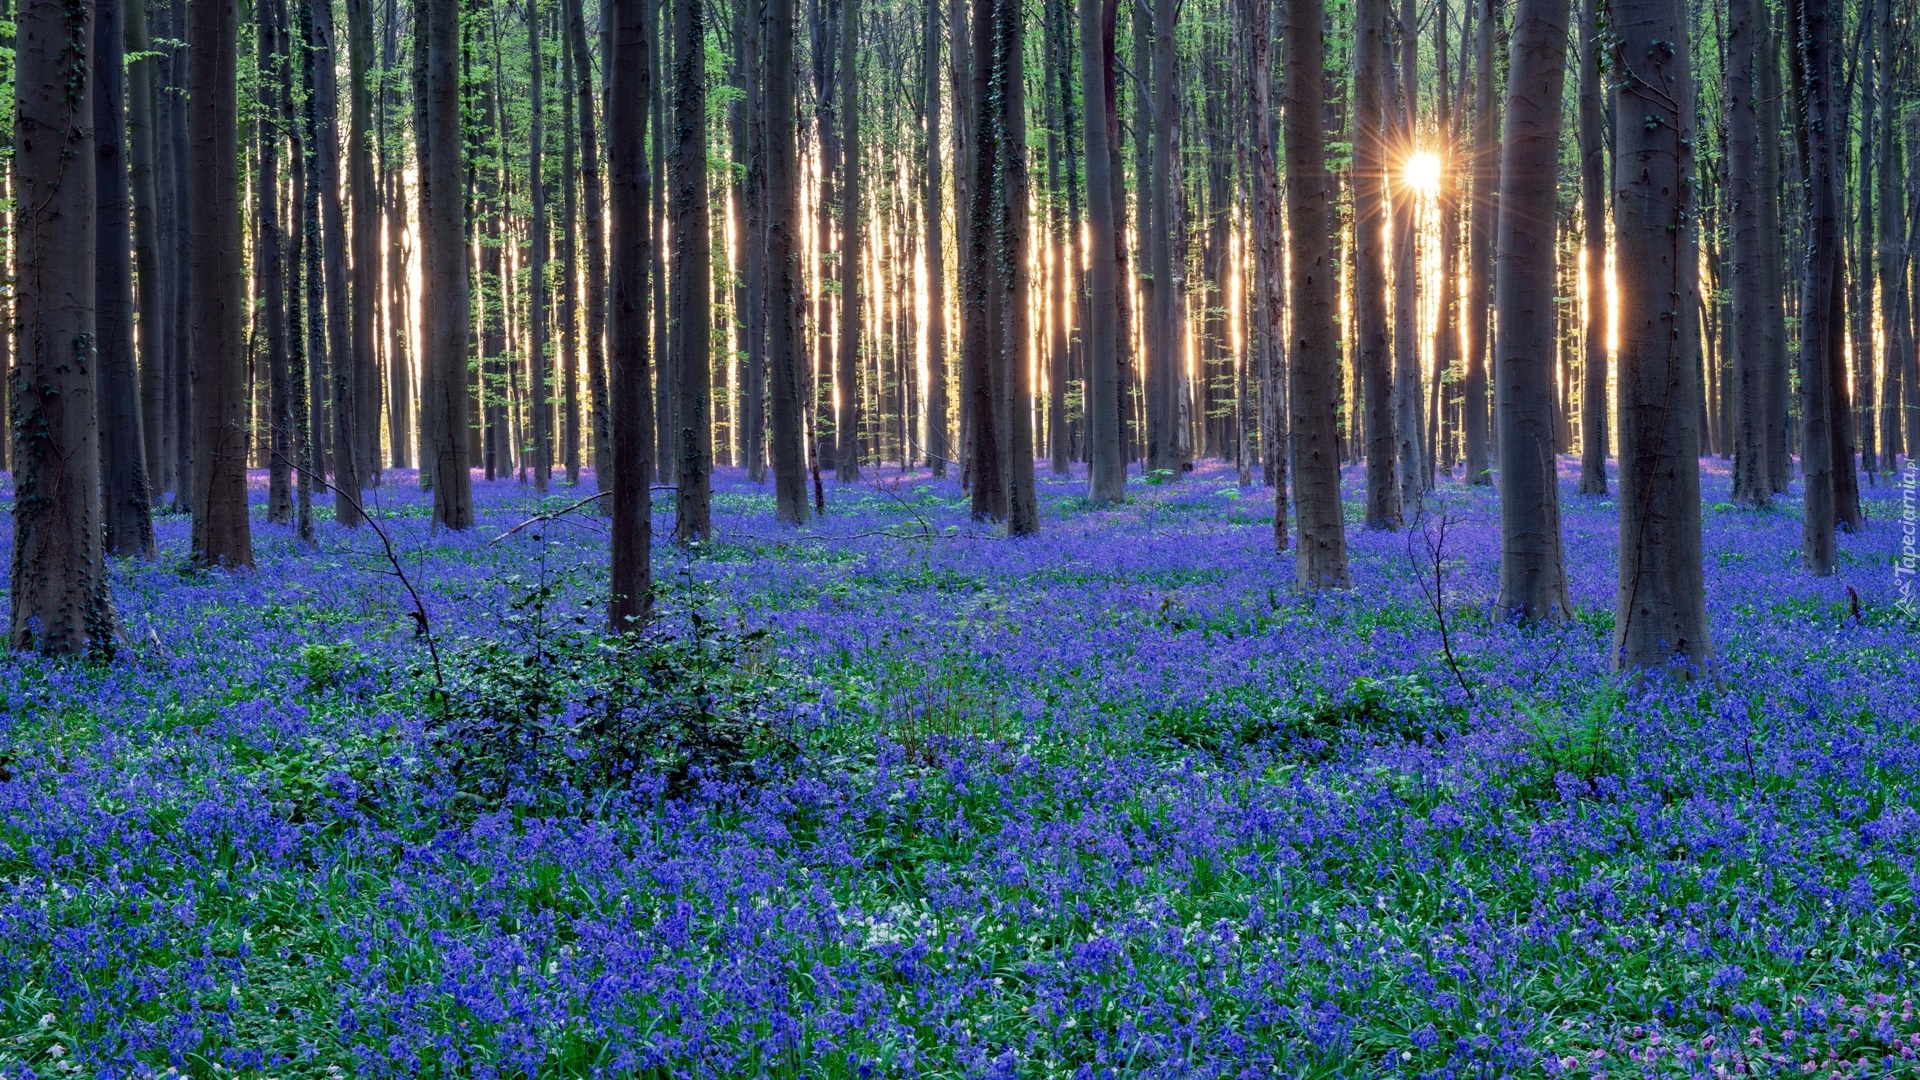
left=423, top=578, right=806, bottom=808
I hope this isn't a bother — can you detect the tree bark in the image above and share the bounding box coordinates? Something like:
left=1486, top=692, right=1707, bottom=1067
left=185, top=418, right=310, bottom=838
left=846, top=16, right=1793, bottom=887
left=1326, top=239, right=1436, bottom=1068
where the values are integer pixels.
left=423, top=0, right=472, bottom=528
left=1494, top=0, right=1572, bottom=622
left=97, top=0, right=156, bottom=558
left=258, top=0, right=293, bottom=525
left=766, top=0, right=810, bottom=522
left=964, top=0, right=1002, bottom=519
left=1610, top=0, right=1710, bottom=670
left=347, top=0, right=380, bottom=484
left=1284, top=0, right=1349, bottom=586
left=1245, top=0, right=1287, bottom=540
left=529, top=0, right=552, bottom=491
left=1791, top=0, right=1841, bottom=573
left=127, top=0, right=169, bottom=501
left=834, top=0, right=862, bottom=481
left=1146, top=0, right=1180, bottom=477
left=562, top=0, right=611, bottom=488
left=11, top=0, right=117, bottom=652
left=308, top=0, right=361, bottom=523
left=1081, top=0, right=1124, bottom=503
left=1727, top=0, right=1770, bottom=505
left=186, top=0, right=253, bottom=565
left=1574, top=0, right=1608, bottom=496
left=1355, top=0, right=1397, bottom=525
left=1463, top=0, right=1498, bottom=485
left=609, top=0, right=655, bottom=625
left=670, top=0, right=712, bottom=538
left=1390, top=0, right=1422, bottom=516
left=996, top=0, right=1038, bottom=534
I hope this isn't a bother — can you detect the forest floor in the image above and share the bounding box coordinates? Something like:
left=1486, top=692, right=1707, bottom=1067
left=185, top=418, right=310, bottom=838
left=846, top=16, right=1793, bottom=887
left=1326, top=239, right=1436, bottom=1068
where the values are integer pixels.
left=0, top=458, right=1917, bottom=1078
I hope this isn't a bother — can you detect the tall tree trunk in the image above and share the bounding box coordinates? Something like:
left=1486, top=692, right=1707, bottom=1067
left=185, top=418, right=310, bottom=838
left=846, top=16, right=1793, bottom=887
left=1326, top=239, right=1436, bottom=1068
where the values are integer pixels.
left=1610, top=0, right=1710, bottom=669
left=1851, top=6, right=1876, bottom=484
left=259, top=0, right=294, bottom=525
left=563, top=0, right=611, bottom=488
left=922, top=0, right=950, bottom=478
left=833, top=0, right=861, bottom=481
left=423, top=0, right=472, bottom=527
left=996, top=0, right=1038, bottom=534
left=1760, top=8, right=1790, bottom=490
left=560, top=7, right=580, bottom=482
left=1575, top=0, right=1609, bottom=496
left=529, top=0, right=552, bottom=491
left=1355, top=0, right=1396, bottom=525
left=1390, top=0, right=1422, bottom=517
left=1244, top=0, right=1287, bottom=540
left=670, top=0, right=712, bottom=538
left=1874, top=0, right=1903, bottom=467
left=285, top=0, right=315, bottom=538
left=1494, top=0, right=1572, bottom=622
left=12, top=0, right=117, bottom=652
left=964, top=0, right=1002, bottom=518
left=1082, top=0, right=1124, bottom=502
left=309, top=0, right=361, bottom=524
left=97, top=0, right=156, bottom=558
left=1463, top=0, right=1497, bottom=485
left=1792, top=0, right=1841, bottom=573
left=128, top=0, right=168, bottom=501
left=1145, top=0, right=1180, bottom=477
left=1285, top=0, right=1349, bottom=586
left=1727, top=0, right=1769, bottom=505
left=742, top=0, right=769, bottom=482
left=1043, top=0, right=1069, bottom=475
left=766, top=0, right=810, bottom=521
left=188, top=0, right=253, bottom=565
left=609, top=0, right=655, bottom=625
left=652, top=6, right=673, bottom=486
left=347, top=0, right=379, bottom=485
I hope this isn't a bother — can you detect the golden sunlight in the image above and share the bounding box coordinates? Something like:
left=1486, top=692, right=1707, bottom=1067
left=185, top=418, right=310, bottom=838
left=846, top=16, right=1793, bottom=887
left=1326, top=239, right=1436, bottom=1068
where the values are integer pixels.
left=1404, top=150, right=1443, bottom=196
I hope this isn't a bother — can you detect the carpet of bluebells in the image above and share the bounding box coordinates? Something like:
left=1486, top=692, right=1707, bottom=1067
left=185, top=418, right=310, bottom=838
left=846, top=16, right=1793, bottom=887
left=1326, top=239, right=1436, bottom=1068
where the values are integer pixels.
left=0, top=456, right=1917, bottom=1080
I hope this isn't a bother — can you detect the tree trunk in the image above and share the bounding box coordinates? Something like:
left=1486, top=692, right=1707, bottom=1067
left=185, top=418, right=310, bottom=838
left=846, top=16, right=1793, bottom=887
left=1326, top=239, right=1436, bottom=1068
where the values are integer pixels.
left=833, top=0, right=861, bottom=481
left=258, top=0, right=293, bottom=525
left=1575, top=0, right=1609, bottom=496
left=1145, top=0, right=1180, bottom=478
left=562, top=0, right=611, bottom=489
left=1391, top=0, right=1422, bottom=517
left=996, top=0, right=1038, bottom=534
left=1791, top=0, right=1840, bottom=573
left=1284, top=0, right=1349, bottom=586
left=308, top=0, right=361, bottom=524
left=1081, top=0, right=1124, bottom=503
left=187, top=0, right=253, bottom=565
left=528, top=0, right=551, bottom=491
left=347, top=0, right=379, bottom=485
left=670, top=0, right=712, bottom=538
left=1610, top=0, right=1710, bottom=670
left=964, top=0, right=1002, bottom=519
left=1759, top=10, right=1790, bottom=490
left=609, top=0, right=655, bottom=625
left=559, top=9, right=580, bottom=482
left=423, top=0, right=472, bottom=528
left=766, top=0, right=810, bottom=522
left=741, top=0, right=769, bottom=482
left=652, top=8, right=673, bottom=486
left=128, top=0, right=169, bottom=501
left=1727, top=0, right=1770, bottom=505
left=11, top=0, right=117, bottom=652
left=96, top=0, right=156, bottom=558
left=1463, top=0, right=1497, bottom=485
left=1355, top=0, right=1396, bottom=525
left=1875, top=0, right=1903, bottom=468
left=1245, top=0, right=1286, bottom=540
left=1494, top=0, right=1572, bottom=622
left=284, top=0, right=315, bottom=539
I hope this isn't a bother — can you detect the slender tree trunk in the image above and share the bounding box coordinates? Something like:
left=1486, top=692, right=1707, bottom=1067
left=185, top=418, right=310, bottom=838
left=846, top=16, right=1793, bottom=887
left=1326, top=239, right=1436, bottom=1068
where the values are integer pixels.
left=652, top=6, right=673, bottom=486
left=964, top=0, right=1001, bottom=519
left=1727, top=0, right=1770, bottom=505
left=1354, top=0, right=1396, bottom=525
left=285, top=0, right=315, bottom=538
left=1852, top=7, right=1876, bottom=484
left=258, top=0, right=293, bottom=525
left=12, top=0, right=117, bottom=651
left=347, top=0, right=379, bottom=484
left=1285, top=0, right=1349, bottom=586
left=743, top=0, right=769, bottom=483
left=96, top=0, right=156, bottom=558
left=766, top=0, right=809, bottom=521
left=559, top=10, right=579, bottom=482
left=562, top=0, right=610, bottom=488
left=1145, top=0, right=1180, bottom=478
left=1082, top=0, right=1124, bottom=503
left=1494, top=0, right=1572, bottom=622
left=128, top=0, right=169, bottom=501
left=1791, top=0, right=1841, bottom=572
left=529, top=0, right=552, bottom=491
left=1463, top=0, right=1498, bottom=485
left=670, top=0, right=712, bottom=538
left=1760, top=9, right=1790, bottom=490
left=1244, top=0, right=1287, bottom=539
left=1574, top=0, right=1609, bottom=496
left=1611, top=0, right=1710, bottom=669
left=187, top=0, right=253, bottom=565
left=833, top=0, right=861, bottom=481
left=423, top=0, right=472, bottom=528
left=1390, top=0, right=1422, bottom=517
left=609, top=0, right=654, bottom=624
left=996, top=0, right=1038, bottom=534
left=308, top=0, right=361, bottom=523
left=1874, top=0, right=1902, bottom=468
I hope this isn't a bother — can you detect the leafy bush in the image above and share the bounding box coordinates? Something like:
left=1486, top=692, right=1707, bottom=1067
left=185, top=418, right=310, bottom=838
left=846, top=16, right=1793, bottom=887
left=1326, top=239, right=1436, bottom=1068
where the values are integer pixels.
left=426, top=581, right=805, bottom=807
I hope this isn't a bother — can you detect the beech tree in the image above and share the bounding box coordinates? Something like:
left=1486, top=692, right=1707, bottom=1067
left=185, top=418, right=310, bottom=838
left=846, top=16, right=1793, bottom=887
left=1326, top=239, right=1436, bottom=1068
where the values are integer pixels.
left=1494, top=0, right=1572, bottom=623
left=1610, top=0, right=1709, bottom=670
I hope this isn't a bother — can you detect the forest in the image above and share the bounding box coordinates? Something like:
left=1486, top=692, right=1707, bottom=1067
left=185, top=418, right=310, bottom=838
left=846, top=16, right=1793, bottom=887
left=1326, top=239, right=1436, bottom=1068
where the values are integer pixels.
left=1, top=0, right=1919, bottom=1068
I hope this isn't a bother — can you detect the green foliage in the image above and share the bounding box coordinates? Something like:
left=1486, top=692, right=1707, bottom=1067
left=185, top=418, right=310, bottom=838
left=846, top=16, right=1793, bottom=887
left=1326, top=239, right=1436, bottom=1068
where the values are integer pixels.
left=1514, top=687, right=1629, bottom=799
